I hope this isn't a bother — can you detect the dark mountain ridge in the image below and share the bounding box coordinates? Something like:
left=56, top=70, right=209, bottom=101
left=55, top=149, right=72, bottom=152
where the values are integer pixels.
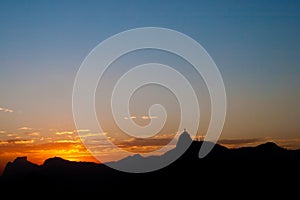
left=1, top=140, right=299, bottom=194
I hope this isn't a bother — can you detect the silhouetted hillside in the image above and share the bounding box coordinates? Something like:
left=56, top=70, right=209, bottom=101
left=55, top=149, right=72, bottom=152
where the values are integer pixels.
left=1, top=140, right=299, bottom=194
left=3, top=156, right=39, bottom=177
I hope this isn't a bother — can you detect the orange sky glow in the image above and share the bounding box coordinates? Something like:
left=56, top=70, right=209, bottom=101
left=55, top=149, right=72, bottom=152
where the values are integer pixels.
left=1, top=125, right=300, bottom=175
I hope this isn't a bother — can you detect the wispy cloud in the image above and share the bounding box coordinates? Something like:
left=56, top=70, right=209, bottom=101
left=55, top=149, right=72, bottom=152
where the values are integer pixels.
left=272, top=138, right=300, bottom=149
left=0, top=107, right=13, bottom=113
left=0, top=130, right=6, bottom=134
left=79, top=132, right=105, bottom=138
left=117, top=138, right=172, bottom=148
left=25, top=132, right=40, bottom=136
left=6, top=139, right=34, bottom=144
left=55, top=131, right=74, bottom=135
left=18, top=126, right=33, bottom=131
left=115, top=137, right=174, bottom=153
left=218, top=138, right=263, bottom=145
left=124, top=116, right=137, bottom=120
left=124, top=115, right=158, bottom=120
left=0, top=141, right=8, bottom=145
left=141, top=115, right=158, bottom=120
left=218, top=138, right=266, bottom=148
left=56, top=140, right=78, bottom=143
left=6, top=133, right=18, bottom=137
left=76, top=129, right=91, bottom=133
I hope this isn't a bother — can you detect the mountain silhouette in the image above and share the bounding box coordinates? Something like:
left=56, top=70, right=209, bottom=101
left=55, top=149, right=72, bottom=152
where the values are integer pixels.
left=3, top=156, right=39, bottom=177
left=1, top=135, right=299, bottom=194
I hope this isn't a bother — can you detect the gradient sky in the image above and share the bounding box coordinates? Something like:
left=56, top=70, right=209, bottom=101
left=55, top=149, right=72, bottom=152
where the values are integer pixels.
left=0, top=0, right=300, bottom=174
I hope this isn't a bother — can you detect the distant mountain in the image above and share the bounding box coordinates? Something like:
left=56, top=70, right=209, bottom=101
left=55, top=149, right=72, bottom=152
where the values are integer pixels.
left=1, top=137, right=300, bottom=193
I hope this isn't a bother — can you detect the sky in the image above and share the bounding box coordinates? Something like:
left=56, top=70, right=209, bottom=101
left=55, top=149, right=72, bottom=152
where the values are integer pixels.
left=0, top=0, right=300, bottom=174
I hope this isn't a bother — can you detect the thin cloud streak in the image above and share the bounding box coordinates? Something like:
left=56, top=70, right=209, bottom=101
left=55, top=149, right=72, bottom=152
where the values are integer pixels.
left=124, top=115, right=158, bottom=120
left=18, top=127, right=33, bottom=131
left=0, top=107, right=13, bottom=113
left=76, top=129, right=91, bottom=133
left=55, top=131, right=74, bottom=135
left=117, top=138, right=172, bottom=148
left=6, top=139, right=35, bottom=144
left=25, top=132, right=40, bottom=136
left=218, top=138, right=263, bottom=145
left=141, top=115, right=158, bottom=120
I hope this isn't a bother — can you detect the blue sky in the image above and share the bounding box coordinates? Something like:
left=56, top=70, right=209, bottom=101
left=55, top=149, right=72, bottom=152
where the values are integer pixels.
left=0, top=0, right=300, bottom=141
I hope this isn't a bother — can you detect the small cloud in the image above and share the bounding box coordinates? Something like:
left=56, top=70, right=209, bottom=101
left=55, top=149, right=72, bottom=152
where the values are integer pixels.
left=218, top=138, right=263, bottom=145
left=7, top=139, right=34, bottom=144
left=42, top=137, right=53, bottom=142
left=141, top=115, right=158, bottom=120
left=0, top=141, right=8, bottom=145
left=272, top=138, right=300, bottom=150
left=55, top=131, right=74, bottom=135
left=124, top=115, right=158, bottom=120
left=124, top=116, right=137, bottom=120
left=56, top=140, right=78, bottom=143
left=117, top=138, right=171, bottom=148
left=76, top=129, right=91, bottom=133
left=0, top=130, right=6, bottom=134
left=26, top=132, right=40, bottom=136
left=79, top=132, right=105, bottom=138
left=19, top=126, right=33, bottom=131
left=0, top=107, right=13, bottom=113
left=218, top=138, right=266, bottom=148
left=7, top=133, right=18, bottom=137
left=114, top=137, right=175, bottom=153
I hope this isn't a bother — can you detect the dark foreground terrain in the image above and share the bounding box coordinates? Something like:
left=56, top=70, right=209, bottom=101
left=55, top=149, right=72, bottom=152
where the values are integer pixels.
left=1, top=138, right=299, bottom=195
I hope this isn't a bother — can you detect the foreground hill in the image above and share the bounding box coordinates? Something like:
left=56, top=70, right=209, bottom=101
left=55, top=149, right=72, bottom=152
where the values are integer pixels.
left=1, top=140, right=299, bottom=194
